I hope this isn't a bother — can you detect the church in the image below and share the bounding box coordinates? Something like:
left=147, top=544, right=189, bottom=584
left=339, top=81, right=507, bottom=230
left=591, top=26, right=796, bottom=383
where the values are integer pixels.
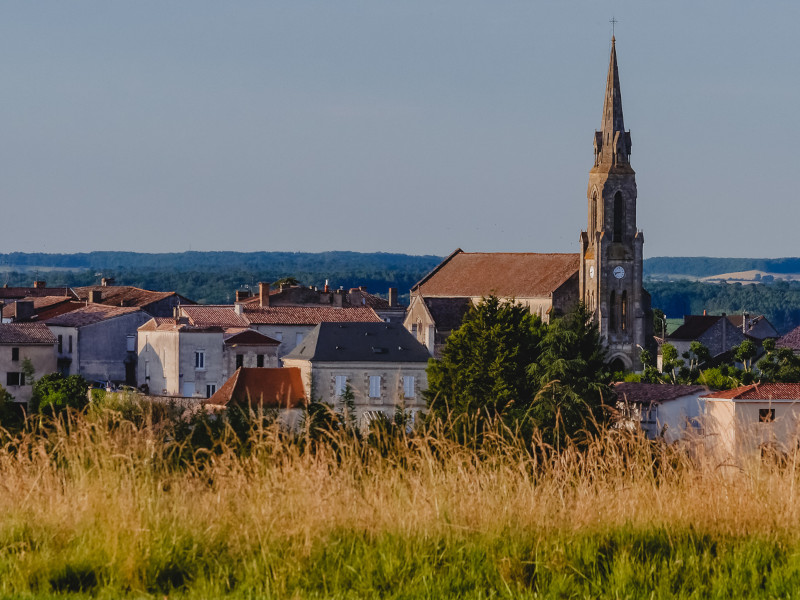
left=404, top=37, right=652, bottom=372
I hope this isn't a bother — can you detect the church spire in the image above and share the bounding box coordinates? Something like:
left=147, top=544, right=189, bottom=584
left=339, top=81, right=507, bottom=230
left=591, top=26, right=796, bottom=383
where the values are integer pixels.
left=602, top=36, right=624, bottom=136
left=594, top=36, right=631, bottom=168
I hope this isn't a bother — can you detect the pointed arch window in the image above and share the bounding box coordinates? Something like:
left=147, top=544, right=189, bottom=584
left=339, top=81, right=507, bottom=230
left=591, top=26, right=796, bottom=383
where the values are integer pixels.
left=590, top=191, right=598, bottom=234
left=613, top=192, right=624, bottom=242
left=621, top=291, right=628, bottom=332
left=609, top=291, right=616, bottom=332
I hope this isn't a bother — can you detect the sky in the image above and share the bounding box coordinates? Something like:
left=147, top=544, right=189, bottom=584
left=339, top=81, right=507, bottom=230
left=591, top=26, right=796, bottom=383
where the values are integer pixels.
left=0, top=1, right=798, bottom=258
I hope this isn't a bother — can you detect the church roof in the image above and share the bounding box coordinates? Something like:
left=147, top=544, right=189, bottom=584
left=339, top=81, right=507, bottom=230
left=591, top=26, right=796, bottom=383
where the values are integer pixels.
left=412, top=249, right=580, bottom=298
left=602, top=37, right=625, bottom=138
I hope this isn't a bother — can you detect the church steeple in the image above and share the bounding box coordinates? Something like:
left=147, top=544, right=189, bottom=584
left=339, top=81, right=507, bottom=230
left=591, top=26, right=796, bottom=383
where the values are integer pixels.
left=594, top=37, right=632, bottom=169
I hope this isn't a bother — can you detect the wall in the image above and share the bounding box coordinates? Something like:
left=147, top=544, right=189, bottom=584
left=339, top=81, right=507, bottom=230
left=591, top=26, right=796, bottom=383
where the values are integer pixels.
left=76, top=312, right=151, bottom=383
left=0, top=343, right=57, bottom=406
left=138, top=330, right=180, bottom=395
left=222, top=343, right=279, bottom=375
left=249, top=324, right=316, bottom=360
left=282, top=358, right=428, bottom=424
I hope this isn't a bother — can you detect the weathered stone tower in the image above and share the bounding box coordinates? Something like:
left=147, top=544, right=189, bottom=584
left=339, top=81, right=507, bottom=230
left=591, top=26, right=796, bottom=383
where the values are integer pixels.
left=579, top=37, right=648, bottom=371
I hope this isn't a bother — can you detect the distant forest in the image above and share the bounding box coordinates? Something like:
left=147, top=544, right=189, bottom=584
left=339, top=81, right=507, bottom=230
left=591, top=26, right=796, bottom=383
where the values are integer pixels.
left=4, top=252, right=800, bottom=334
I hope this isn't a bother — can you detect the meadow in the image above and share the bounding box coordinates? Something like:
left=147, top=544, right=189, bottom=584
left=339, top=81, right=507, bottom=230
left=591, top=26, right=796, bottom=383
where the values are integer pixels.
left=2, top=400, right=800, bottom=599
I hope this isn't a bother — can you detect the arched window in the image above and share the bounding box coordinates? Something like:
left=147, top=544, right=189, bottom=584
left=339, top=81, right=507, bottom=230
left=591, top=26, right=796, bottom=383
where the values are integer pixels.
left=590, top=191, right=597, bottom=233
left=613, top=192, right=624, bottom=242
left=621, top=291, right=628, bottom=332
left=609, top=291, right=616, bottom=331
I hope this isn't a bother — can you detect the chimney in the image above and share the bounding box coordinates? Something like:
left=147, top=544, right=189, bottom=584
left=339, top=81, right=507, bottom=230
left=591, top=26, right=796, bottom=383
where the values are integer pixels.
left=743, top=312, right=749, bottom=334
left=33, top=280, right=46, bottom=289
left=703, top=309, right=706, bottom=316
left=324, top=279, right=330, bottom=293
left=101, top=277, right=115, bottom=287
left=89, top=290, right=102, bottom=303
left=14, top=301, right=34, bottom=321
left=259, top=282, right=270, bottom=308
left=388, top=288, right=398, bottom=307
left=234, top=303, right=244, bottom=316
left=235, top=290, right=251, bottom=302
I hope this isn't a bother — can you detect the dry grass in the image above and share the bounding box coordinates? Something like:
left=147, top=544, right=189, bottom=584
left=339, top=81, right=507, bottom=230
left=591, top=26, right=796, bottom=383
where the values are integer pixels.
left=1, top=405, right=800, bottom=598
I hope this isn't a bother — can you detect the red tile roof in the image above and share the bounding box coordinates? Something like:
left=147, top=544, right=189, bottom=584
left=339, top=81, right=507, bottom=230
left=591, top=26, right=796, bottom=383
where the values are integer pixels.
left=242, top=305, right=382, bottom=325
left=614, top=382, right=709, bottom=404
left=204, top=367, right=306, bottom=408
left=1, top=296, right=76, bottom=319
left=72, top=286, right=189, bottom=309
left=0, top=322, right=57, bottom=345
left=181, top=306, right=250, bottom=328
left=703, top=383, right=800, bottom=400
left=45, top=304, right=143, bottom=327
left=413, top=249, right=580, bottom=298
left=778, top=325, right=800, bottom=351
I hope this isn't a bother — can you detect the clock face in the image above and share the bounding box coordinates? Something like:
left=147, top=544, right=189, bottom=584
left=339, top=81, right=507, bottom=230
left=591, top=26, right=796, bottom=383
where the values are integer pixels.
left=613, top=266, right=625, bottom=279
left=589, top=266, right=595, bottom=279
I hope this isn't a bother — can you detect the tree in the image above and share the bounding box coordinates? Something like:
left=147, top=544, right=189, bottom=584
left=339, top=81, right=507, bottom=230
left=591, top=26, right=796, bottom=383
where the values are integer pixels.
left=337, top=384, right=356, bottom=430
left=660, top=343, right=683, bottom=383
left=527, top=304, right=611, bottom=444
left=757, top=339, right=800, bottom=382
left=31, top=373, right=90, bottom=414
left=425, top=296, right=544, bottom=420
left=734, top=340, right=757, bottom=373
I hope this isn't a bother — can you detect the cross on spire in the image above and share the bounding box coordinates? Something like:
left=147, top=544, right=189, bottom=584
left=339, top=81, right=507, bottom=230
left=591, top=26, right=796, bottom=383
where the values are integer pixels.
left=610, top=16, right=618, bottom=38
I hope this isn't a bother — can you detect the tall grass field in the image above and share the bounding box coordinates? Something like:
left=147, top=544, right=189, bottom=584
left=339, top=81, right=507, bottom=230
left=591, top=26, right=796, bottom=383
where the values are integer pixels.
left=2, top=399, right=800, bottom=599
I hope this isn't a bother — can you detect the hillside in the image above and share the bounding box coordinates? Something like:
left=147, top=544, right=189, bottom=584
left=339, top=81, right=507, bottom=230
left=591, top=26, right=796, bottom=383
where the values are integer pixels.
left=644, top=257, right=800, bottom=281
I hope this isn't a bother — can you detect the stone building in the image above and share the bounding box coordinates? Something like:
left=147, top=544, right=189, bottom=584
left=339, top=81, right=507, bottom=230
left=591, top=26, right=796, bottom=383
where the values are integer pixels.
left=407, top=37, right=652, bottom=371
left=0, top=322, right=57, bottom=407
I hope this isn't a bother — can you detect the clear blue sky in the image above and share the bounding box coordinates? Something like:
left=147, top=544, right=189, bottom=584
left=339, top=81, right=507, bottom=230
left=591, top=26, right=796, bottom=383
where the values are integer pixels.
left=1, top=1, right=798, bottom=258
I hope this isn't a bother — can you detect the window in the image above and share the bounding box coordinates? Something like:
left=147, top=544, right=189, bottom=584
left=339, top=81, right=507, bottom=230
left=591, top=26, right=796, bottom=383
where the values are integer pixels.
left=403, top=376, right=416, bottom=399
left=334, top=375, right=347, bottom=397
left=256, top=354, right=264, bottom=368
left=195, top=350, right=205, bottom=370
left=613, top=192, right=624, bottom=242
left=759, top=408, right=775, bottom=423
left=236, top=354, right=244, bottom=369
left=144, top=360, right=150, bottom=380
left=620, top=291, right=628, bottom=332
left=411, top=324, right=418, bottom=338
left=68, top=335, right=73, bottom=354
left=609, top=291, right=617, bottom=331
left=57, top=335, right=63, bottom=354
left=295, top=332, right=304, bottom=346
left=126, top=335, right=135, bottom=352
left=11, top=348, right=19, bottom=362
left=590, top=191, right=597, bottom=232
left=369, top=375, right=381, bottom=398
left=6, top=372, right=23, bottom=386
left=206, top=384, right=216, bottom=398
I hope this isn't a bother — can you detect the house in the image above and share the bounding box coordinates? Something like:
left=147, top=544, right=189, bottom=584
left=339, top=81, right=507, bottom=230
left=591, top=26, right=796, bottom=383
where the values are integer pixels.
left=404, top=297, right=471, bottom=357
left=2, top=296, right=83, bottom=323
left=776, top=324, right=800, bottom=354
left=203, top=367, right=306, bottom=427
left=137, top=317, right=280, bottom=398
left=665, top=314, right=750, bottom=362
left=45, top=305, right=152, bottom=385
left=725, top=313, right=779, bottom=341
left=0, top=281, right=73, bottom=302
left=0, top=322, right=57, bottom=407
left=238, top=282, right=406, bottom=324
left=702, top=383, right=800, bottom=461
left=180, top=303, right=383, bottom=359
left=282, top=322, right=430, bottom=425
left=613, top=382, right=708, bottom=443
left=72, top=284, right=193, bottom=317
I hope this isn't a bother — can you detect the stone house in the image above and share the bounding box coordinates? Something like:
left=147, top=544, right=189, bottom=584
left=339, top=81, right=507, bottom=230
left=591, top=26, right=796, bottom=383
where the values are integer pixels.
left=45, top=305, right=152, bottom=385
left=282, top=322, right=430, bottom=425
left=614, top=382, right=708, bottom=443
left=72, top=284, right=193, bottom=317
left=137, top=317, right=280, bottom=398
left=702, top=383, right=800, bottom=462
left=665, top=314, right=751, bottom=363
left=179, top=304, right=383, bottom=360
left=405, top=250, right=581, bottom=357
left=0, top=322, right=57, bottom=407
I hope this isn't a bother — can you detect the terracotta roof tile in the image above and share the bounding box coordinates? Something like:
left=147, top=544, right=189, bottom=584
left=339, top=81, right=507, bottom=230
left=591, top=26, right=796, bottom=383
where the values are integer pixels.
left=72, top=286, right=191, bottom=309
left=777, top=325, right=800, bottom=351
left=181, top=306, right=250, bottom=328
left=243, top=306, right=382, bottom=325
left=613, top=382, right=709, bottom=404
left=1, top=296, right=76, bottom=320
left=204, top=367, right=306, bottom=408
left=413, top=250, right=580, bottom=298
left=0, top=322, right=57, bottom=345
left=45, top=304, right=143, bottom=327
left=703, top=383, right=800, bottom=401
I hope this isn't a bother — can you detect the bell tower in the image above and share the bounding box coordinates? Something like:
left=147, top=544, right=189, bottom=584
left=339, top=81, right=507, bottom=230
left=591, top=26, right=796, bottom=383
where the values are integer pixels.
left=579, top=37, right=647, bottom=371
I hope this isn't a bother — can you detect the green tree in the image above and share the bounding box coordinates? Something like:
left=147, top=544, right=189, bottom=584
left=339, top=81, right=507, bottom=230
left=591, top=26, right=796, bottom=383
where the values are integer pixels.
left=425, top=296, right=544, bottom=421
left=757, top=339, right=800, bottom=382
left=31, top=373, right=90, bottom=414
left=734, top=340, right=757, bottom=373
left=660, top=343, right=683, bottom=383
left=527, top=304, right=611, bottom=444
